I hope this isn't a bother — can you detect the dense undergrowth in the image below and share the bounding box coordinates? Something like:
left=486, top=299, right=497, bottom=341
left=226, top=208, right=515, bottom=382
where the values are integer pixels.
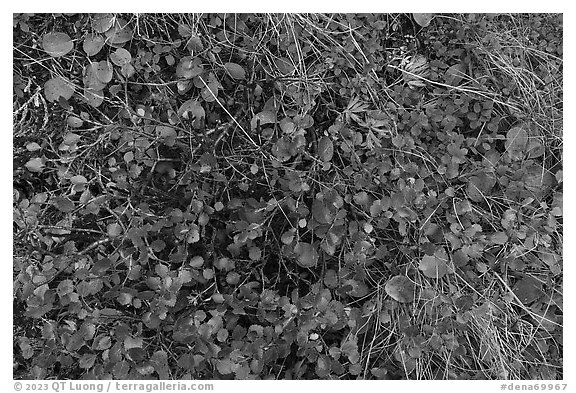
left=13, top=13, right=563, bottom=380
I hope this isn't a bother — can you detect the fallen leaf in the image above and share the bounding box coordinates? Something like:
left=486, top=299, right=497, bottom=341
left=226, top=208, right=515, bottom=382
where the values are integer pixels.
left=223, top=62, right=246, bottom=80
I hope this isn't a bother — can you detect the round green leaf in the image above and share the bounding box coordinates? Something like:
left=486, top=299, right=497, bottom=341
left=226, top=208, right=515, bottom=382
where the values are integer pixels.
left=189, top=256, right=204, bottom=268
left=413, top=13, right=434, bottom=27
left=419, top=255, right=448, bottom=279
left=505, top=126, right=529, bottom=161
left=490, top=231, right=508, bottom=245
left=176, top=56, right=204, bottom=79
left=343, top=279, right=369, bottom=298
left=67, top=115, right=83, bottom=128
left=318, top=136, right=334, bottom=162
left=522, top=163, right=555, bottom=199
left=294, top=242, right=319, bottom=268
left=275, top=57, right=295, bottom=75
left=201, top=80, right=219, bottom=102
left=225, top=272, right=241, bottom=285
left=25, top=142, right=41, bottom=152
left=93, top=335, right=112, bottom=350
left=251, top=111, right=277, bottom=130
left=223, top=62, right=246, bottom=80
left=95, top=60, right=113, bottom=83
left=109, top=47, right=132, bottom=66
left=178, top=99, right=205, bottom=129
left=42, top=32, right=73, bottom=57
left=186, top=35, right=204, bottom=52
left=324, top=269, right=338, bottom=289
left=124, top=336, right=143, bottom=350
left=79, top=353, right=97, bottom=369
left=156, top=125, right=177, bottom=146
left=444, top=63, right=466, bottom=86
left=467, top=173, right=496, bottom=203
left=281, top=228, right=296, bottom=245
left=44, top=76, right=75, bottom=102
left=249, top=246, right=262, bottom=261
left=83, top=62, right=107, bottom=90
left=24, top=157, right=45, bottom=173
left=107, top=222, right=122, bottom=237
left=312, top=198, right=334, bottom=224
left=271, top=137, right=293, bottom=162
left=53, top=196, right=75, bottom=213
left=384, top=275, right=415, bottom=303
left=56, top=279, right=74, bottom=297
left=104, top=18, right=132, bottom=45
left=186, top=224, right=200, bottom=244
left=92, top=13, right=115, bottom=33
left=120, top=63, right=135, bottom=78
left=513, top=276, right=544, bottom=304
left=83, top=88, right=104, bottom=108
left=70, top=175, right=88, bottom=185
left=83, top=33, right=105, bottom=56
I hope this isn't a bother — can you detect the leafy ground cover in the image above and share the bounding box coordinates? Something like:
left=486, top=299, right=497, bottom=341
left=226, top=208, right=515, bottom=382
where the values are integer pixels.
left=13, top=13, right=562, bottom=380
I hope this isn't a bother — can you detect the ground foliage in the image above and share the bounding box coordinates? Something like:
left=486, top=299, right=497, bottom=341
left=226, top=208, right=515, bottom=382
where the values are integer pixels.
left=13, top=13, right=563, bottom=380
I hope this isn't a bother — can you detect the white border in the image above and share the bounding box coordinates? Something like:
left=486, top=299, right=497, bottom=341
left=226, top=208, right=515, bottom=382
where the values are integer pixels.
left=5, top=5, right=571, bottom=392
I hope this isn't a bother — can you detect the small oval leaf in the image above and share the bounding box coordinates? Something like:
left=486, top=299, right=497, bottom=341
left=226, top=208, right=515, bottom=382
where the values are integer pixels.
left=223, top=62, right=246, bottom=80
left=275, top=57, right=295, bottom=75
left=317, top=136, right=334, bottom=162
left=107, top=222, right=123, bottom=237
left=83, top=62, right=107, bottom=90
left=83, top=33, right=105, bottom=56
left=25, top=157, right=45, bottom=173
left=70, top=175, right=88, bottom=185
left=109, top=47, right=132, bottom=66
left=95, top=60, right=113, bottom=83
left=294, top=242, right=319, bottom=268
left=67, top=116, right=84, bottom=128
left=413, top=13, right=434, bottom=27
